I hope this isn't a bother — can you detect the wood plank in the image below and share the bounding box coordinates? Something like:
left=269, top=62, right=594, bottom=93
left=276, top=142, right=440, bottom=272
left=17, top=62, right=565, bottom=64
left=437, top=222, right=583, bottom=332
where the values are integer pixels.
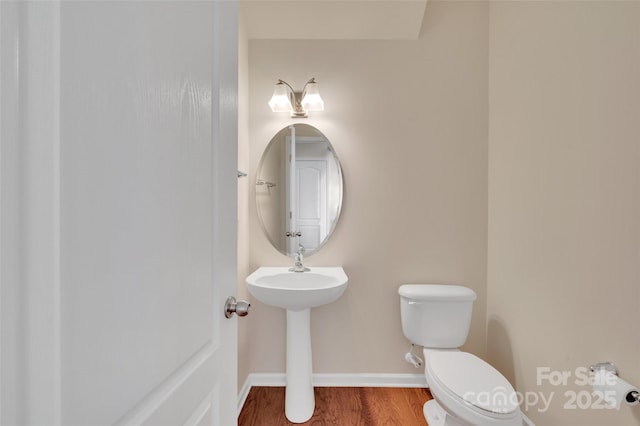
left=238, top=387, right=432, bottom=425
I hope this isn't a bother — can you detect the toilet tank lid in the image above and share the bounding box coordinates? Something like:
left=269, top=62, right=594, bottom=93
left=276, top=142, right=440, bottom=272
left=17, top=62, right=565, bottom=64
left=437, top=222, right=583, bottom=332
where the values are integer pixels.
left=398, top=284, right=477, bottom=301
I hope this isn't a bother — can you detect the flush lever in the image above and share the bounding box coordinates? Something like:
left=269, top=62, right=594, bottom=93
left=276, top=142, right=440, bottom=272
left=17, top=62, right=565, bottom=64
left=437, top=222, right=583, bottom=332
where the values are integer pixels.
left=224, top=297, right=251, bottom=318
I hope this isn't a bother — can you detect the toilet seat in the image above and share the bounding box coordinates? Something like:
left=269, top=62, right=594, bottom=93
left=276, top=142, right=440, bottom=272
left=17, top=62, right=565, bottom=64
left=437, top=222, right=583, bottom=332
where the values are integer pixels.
left=425, top=350, right=522, bottom=425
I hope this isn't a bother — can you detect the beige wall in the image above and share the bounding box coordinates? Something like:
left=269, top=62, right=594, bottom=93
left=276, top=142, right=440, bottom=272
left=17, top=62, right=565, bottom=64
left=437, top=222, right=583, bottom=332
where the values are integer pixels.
left=488, top=2, right=640, bottom=425
left=246, top=0, right=489, bottom=375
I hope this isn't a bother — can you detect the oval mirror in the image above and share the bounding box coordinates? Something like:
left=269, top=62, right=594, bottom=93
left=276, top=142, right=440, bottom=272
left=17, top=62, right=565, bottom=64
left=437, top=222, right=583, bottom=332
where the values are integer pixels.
left=256, top=124, right=343, bottom=257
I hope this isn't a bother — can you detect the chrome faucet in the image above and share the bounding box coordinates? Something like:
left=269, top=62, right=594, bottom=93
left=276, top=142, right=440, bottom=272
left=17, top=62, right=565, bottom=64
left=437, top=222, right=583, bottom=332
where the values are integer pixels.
left=290, top=245, right=310, bottom=273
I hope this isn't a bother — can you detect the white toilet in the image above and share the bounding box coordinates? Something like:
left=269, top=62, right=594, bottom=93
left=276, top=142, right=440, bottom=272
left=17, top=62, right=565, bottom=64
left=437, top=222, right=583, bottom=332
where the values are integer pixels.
left=398, top=284, right=534, bottom=426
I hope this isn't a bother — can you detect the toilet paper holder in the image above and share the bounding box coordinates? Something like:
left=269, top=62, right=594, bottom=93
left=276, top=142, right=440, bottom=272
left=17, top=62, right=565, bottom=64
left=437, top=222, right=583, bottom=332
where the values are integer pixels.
left=590, top=361, right=640, bottom=405
left=589, top=361, right=619, bottom=376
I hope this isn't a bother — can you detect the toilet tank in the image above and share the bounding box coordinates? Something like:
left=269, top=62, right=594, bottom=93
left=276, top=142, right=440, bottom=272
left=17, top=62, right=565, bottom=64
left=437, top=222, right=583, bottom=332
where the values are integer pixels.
left=398, top=284, right=477, bottom=349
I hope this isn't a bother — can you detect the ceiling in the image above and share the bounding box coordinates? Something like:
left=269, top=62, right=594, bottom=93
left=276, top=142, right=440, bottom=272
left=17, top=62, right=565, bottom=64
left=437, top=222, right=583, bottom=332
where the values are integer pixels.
left=241, top=0, right=428, bottom=40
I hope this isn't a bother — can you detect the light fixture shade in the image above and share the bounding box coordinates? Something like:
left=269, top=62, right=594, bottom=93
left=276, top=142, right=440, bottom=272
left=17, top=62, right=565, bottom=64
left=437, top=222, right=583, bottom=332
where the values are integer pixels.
left=268, top=83, right=293, bottom=112
left=301, top=81, right=324, bottom=112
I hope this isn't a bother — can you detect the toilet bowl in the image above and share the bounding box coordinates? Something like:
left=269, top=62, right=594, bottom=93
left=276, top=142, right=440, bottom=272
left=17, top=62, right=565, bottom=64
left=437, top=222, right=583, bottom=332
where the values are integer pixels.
left=423, top=349, right=523, bottom=426
left=398, top=284, right=534, bottom=426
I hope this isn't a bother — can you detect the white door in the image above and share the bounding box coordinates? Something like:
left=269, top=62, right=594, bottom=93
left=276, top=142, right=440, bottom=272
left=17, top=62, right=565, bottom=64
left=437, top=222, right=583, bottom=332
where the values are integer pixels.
left=285, top=133, right=329, bottom=254
left=295, top=160, right=328, bottom=251
left=0, top=1, right=239, bottom=425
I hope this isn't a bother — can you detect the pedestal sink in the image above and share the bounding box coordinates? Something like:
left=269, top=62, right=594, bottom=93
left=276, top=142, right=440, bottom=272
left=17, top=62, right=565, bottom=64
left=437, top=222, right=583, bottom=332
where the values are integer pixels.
left=246, top=266, right=348, bottom=423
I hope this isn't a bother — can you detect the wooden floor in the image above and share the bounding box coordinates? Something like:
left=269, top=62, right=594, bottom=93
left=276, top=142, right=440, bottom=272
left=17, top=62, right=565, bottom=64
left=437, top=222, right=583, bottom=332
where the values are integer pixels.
left=238, top=387, right=432, bottom=426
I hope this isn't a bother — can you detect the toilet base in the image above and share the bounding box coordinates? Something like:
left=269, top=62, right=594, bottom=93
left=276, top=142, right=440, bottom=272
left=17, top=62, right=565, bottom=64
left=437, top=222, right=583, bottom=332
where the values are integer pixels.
left=423, top=399, right=535, bottom=426
left=423, top=400, right=465, bottom=426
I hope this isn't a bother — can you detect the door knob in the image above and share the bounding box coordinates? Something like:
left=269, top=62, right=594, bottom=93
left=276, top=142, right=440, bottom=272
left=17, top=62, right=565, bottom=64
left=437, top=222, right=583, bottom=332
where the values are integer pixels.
left=224, top=296, right=250, bottom=318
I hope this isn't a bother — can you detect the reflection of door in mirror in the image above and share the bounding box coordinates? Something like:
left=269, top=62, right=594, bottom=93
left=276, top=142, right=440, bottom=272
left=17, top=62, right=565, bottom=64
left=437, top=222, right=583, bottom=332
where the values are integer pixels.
left=297, top=159, right=327, bottom=251
left=286, top=135, right=332, bottom=253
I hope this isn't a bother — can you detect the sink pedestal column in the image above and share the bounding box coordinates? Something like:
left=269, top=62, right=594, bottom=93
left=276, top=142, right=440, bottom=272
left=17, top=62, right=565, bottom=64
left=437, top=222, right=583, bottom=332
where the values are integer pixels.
left=285, top=308, right=314, bottom=423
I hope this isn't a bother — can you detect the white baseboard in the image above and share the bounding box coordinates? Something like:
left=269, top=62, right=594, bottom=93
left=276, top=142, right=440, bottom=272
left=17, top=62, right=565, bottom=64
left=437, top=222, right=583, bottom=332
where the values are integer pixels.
left=312, top=373, right=427, bottom=388
left=237, top=372, right=427, bottom=414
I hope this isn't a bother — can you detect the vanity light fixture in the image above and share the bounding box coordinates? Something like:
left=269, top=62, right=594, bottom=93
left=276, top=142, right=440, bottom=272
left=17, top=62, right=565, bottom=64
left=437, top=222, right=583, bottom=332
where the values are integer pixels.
left=268, top=78, right=324, bottom=118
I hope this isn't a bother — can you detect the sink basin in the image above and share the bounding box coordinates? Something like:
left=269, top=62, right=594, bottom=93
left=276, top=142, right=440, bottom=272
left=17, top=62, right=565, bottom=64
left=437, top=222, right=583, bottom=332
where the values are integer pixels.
left=245, top=266, right=348, bottom=423
left=246, top=266, right=348, bottom=311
